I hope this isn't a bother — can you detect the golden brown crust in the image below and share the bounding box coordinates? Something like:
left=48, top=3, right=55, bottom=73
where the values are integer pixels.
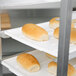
left=22, top=23, right=49, bottom=41
left=48, top=61, right=57, bottom=68
left=68, top=64, right=76, bottom=76
left=17, top=53, right=40, bottom=72
left=53, top=27, right=59, bottom=39
left=48, top=61, right=76, bottom=76
left=70, top=28, right=76, bottom=43
left=49, top=17, right=59, bottom=24
left=49, top=17, right=59, bottom=29
left=49, top=17, right=74, bottom=29
left=54, top=27, right=76, bottom=44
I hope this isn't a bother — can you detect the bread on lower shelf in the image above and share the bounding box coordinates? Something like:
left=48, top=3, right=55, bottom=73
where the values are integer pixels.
left=22, top=23, right=49, bottom=41
left=54, top=27, right=76, bottom=44
left=48, top=61, right=76, bottom=76
left=17, top=53, right=40, bottom=72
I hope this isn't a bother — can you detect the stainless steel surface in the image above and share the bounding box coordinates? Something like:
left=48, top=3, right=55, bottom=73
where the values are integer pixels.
left=0, top=11, right=2, bottom=76
left=0, top=39, right=2, bottom=76
left=57, top=0, right=73, bottom=76
left=0, top=2, right=60, bottom=9
left=0, top=39, right=2, bottom=60
left=0, top=0, right=76, bottom=9
left=0, top=12, right=2, bottom=59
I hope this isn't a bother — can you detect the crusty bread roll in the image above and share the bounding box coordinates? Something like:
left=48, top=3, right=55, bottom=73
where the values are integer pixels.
left=49, top=17, right=60, bottom=29
left=54, top=27, right=76, bottom=44
left=48, top=61, right=76, bottom=76
left=49, top=17, right=74, bottom=29
left=17, top=53, right=40, bottom=72
left=54, top=27, right=59, bottom=39
left=46, top=53, right=56, bottom=59
left=22, top=23, right=49, bottom=41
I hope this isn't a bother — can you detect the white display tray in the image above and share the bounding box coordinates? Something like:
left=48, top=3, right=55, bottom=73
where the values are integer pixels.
left=4, top=22, right=76, bottom=58
left=2, top=50, right=54, bottom=76
left=2, top=50, right=76, bottom=76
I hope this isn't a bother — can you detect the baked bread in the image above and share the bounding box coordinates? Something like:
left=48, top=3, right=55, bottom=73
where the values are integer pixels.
left=49, top=17, right=60, bottom=29
left=49, top=17, right=74, bottom=29
left=54, top=27, right=76, bottom=44
left=46, top=53, right=56, bottom=59
left=72, top=19, right=76, bottom=28
left=48, top=61, right=76, bottom=76
left=22, top=23, right=49, bottom=41
left=17, top=53, right=40, bottom=72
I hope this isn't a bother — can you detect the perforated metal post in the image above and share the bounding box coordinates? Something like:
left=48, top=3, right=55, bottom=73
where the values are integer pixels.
left=57, top=0, right=73, bottom=76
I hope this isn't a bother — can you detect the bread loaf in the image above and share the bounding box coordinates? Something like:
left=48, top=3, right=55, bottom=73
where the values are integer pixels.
left=17, top=53, right=40, bottom=72
left=48, top=61, right=76, bottom=76
left=22, top=23, right=49, bottom=41
left=54, top=27, right=76, bottom=44
left=49, top=17, right=74, bottom=29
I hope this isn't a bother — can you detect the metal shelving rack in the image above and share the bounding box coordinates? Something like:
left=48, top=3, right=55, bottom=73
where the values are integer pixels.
left=0, top=0, right=74, bottom=76
left=57, top=0, right=73, bottom=76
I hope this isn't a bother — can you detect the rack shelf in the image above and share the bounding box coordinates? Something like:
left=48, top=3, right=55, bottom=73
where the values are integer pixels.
left=2, top=50, right=53, bottom=76
left=3, top=22, right=76, bottom=59
left=1, top=0, right=76, bottom=9
left=0, top=0, right=60, bottom=9
left=2, top=50, right=76, bottom=76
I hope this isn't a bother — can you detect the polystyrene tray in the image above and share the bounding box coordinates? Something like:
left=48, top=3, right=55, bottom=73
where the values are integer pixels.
left=2, top=50, right=76, bottom=76
left=2, top=50, right=54, bottom=76
left=4, top=22, right=76, bottom=58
